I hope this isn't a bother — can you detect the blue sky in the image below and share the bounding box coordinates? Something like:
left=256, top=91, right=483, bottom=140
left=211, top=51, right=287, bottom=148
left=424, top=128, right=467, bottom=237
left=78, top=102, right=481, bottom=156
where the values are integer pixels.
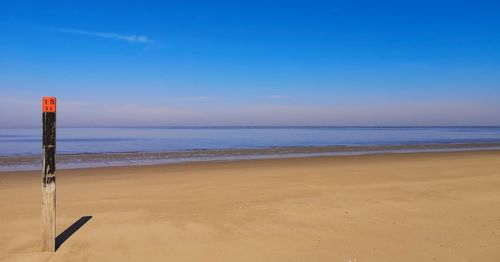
left=1, top=0, right=500, bottom=127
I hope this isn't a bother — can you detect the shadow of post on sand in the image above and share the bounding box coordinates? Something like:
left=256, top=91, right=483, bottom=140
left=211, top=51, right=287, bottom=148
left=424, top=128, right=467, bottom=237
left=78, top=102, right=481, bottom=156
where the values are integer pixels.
left=56, top=216, right=92, bottom=251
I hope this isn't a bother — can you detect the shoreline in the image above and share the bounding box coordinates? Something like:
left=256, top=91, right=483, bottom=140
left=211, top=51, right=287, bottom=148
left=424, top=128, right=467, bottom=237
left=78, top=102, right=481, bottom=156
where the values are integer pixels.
left=2, top=142, right=500, bottom=171
left=0, top=146, right=500, bottom=174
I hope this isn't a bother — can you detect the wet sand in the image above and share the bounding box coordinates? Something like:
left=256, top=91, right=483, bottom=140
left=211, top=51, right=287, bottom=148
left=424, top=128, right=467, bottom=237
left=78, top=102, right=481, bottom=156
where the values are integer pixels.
left=1, top=151, right=499, bottom=261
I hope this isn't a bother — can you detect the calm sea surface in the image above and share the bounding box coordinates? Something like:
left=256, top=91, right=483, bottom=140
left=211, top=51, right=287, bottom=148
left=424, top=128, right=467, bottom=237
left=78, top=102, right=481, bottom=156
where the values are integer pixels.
left=2, top=126, right=500, bottom=156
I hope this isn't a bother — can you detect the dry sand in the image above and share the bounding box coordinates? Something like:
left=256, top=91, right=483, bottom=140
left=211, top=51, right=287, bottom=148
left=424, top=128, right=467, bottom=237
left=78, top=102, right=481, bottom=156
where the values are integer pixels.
left=1, top=151, right=500, bottom=261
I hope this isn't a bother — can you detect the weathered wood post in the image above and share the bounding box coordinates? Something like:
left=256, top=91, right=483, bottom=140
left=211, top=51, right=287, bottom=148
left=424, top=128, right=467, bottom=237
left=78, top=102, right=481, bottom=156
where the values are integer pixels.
left=41, top=96, right=56, bottom=252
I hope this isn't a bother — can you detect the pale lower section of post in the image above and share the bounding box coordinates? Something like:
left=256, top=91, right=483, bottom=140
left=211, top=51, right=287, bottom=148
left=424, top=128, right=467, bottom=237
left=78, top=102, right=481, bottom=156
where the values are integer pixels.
left=41, top=182, right=56, bottom=252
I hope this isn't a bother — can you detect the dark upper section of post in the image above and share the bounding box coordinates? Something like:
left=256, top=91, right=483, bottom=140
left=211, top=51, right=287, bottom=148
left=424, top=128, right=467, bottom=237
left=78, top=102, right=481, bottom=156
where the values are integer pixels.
left=42, top=113, right=56, bottom=146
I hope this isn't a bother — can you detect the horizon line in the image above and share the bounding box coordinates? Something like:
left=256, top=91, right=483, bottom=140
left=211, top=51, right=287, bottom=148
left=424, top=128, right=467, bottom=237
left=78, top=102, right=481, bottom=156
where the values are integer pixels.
left=3, top=125, right=500, bottom=129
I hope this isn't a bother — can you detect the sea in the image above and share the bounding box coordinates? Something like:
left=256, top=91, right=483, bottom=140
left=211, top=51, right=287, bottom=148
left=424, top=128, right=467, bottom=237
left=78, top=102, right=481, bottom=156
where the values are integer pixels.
left=1, top=126, right=500, bottom=171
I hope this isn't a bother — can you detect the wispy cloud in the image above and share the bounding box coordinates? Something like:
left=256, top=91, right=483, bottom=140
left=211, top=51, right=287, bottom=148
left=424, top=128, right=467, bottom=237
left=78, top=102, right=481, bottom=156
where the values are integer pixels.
left=57, top=28, right=155, bottom=44
left=171, top=96, right=221, bottom=101
left=267, top=95, right=290, bottom=99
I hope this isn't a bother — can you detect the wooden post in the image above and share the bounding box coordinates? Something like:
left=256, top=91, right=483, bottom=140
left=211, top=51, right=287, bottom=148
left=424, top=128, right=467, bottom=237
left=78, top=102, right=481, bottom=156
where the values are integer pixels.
left=41, top=96, right=56, bottom=252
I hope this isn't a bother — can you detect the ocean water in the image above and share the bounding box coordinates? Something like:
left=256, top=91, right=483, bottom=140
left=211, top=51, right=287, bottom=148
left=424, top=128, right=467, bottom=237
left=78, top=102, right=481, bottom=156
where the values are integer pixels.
left=2, top=126, right=500, bottom=156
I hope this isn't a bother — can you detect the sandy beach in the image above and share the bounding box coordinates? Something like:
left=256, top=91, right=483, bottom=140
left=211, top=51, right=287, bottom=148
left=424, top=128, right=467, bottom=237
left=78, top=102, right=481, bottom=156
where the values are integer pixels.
left=1, top=150, right=499, bottom=261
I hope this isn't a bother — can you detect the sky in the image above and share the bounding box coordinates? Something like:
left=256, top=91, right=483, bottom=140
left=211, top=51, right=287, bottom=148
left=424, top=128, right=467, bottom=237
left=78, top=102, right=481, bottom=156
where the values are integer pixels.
left=1, top=0, right=500, bottom=127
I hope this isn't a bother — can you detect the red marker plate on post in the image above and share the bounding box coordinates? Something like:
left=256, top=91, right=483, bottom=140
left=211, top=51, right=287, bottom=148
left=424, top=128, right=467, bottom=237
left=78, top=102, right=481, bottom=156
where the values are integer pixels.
left=42, top=97, right=56, bottom=113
